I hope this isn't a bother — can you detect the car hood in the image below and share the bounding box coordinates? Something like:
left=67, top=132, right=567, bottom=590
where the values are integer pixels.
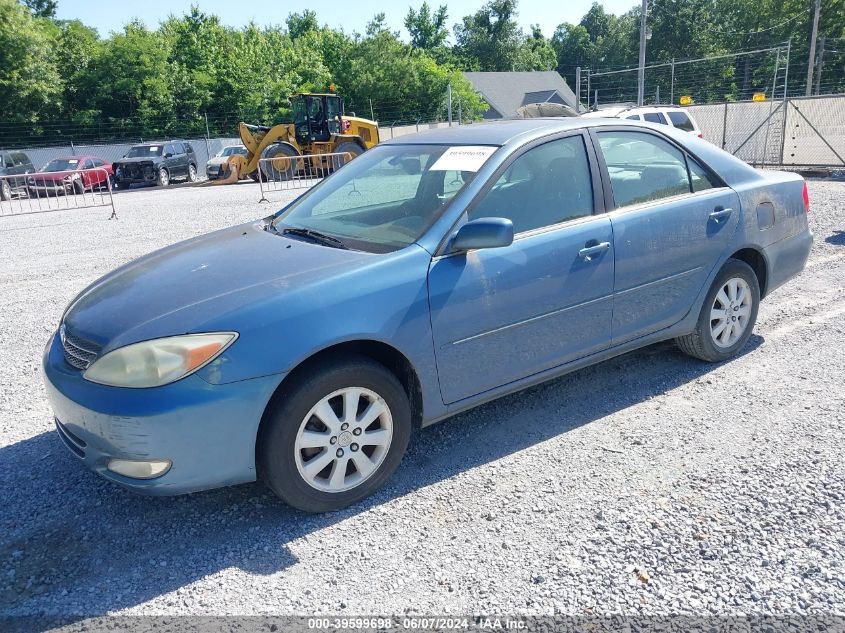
left=206, top=157, right=228, bottom=166
left=114, top=157, right=157, bottom=166
left=32, top=172, right=76, bottom=182
left=63, top=221, right=379, bottom=351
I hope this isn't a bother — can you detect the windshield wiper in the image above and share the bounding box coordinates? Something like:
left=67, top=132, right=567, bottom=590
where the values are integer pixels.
left=279, top=226, right=349, bottom=250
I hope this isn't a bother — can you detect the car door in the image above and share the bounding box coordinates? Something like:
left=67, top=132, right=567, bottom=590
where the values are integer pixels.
left=80, top=159, right=94, bottom=188
left=592, top=128, right=740, bottom=344
left=163, top=143, right=179, bottom=176
left=427, top=133, right=615, bottom=404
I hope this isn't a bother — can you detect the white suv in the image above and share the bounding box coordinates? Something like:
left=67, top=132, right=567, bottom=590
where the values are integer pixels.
left=581, top=106, right=703, bottom=139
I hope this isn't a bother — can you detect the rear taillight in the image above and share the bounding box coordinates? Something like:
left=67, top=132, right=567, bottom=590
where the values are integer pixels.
left=802, top=181, right=810, bottom=212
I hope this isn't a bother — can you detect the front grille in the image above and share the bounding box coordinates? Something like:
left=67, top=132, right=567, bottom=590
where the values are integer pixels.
left=62, top=326, right=101, bottom=370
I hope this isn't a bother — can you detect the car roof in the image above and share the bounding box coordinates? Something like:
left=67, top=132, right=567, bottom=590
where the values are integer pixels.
left=382, top=118, right=602, bottom=147
left=49, top=155, right=98, bottom=161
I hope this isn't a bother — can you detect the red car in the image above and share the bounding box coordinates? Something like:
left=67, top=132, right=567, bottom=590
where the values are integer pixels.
left=27, top=156, right=113, bottom=197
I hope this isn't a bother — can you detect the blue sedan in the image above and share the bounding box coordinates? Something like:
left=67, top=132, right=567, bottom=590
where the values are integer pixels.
left=43, top=118, right=812, bottom=512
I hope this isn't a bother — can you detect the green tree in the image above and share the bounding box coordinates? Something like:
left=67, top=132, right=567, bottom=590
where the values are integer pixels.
left=405, top=2, right=449, bottom=51
left=54, top=20, right=100, bottom=119
left=0, top=0, right=62, bottom=122
left=516, top=24, right=556, bottom=71
left=23, top=0, right=56, bottom=18
left=454, top=0, right=523, bottom=71
left=287, top=10, right=318, bottom=39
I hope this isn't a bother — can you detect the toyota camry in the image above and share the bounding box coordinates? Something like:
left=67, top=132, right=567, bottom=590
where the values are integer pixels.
left=43, top=118, right=812, bottom=512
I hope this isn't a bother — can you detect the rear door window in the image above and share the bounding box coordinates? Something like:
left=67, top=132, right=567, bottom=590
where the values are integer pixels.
left=626, top=114, right=641, bottom=121
left=642, top=112, right=668, bottom=125
left=668, top=111, right=695, bottom=132
left=173, top=142, right=185, bottom=154
left=597, top=130, right=692, bottom=207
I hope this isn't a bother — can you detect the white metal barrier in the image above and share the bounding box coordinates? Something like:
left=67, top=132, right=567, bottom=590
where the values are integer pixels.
left=257, top=151, right=352, bottom=203
left=0, top=167, right=116, bottom=218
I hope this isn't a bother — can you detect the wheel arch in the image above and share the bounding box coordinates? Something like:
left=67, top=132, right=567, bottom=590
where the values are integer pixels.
left=728, top=246, right=769, bottom=297
left=256, top=339, right=424, bottom=461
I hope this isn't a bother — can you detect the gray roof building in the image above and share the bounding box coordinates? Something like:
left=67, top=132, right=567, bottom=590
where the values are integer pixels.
left=462, top=71, right=578, bottom=119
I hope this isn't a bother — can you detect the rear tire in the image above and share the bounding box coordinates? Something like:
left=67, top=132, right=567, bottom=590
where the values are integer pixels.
left=676, top=258, right=760, bottom=362
left=258, top=355, right=412, bottom=513
left=115, top=180, right=129, bottom=190
left=260, top=144, right=299, bottom=181
left=187, top=163, right=197, bottom=182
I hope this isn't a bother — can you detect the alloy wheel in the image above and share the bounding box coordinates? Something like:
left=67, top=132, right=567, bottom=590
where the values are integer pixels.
left=710, top=277, right=752, bottom=348
left=294, top=387, right=393, bottom=493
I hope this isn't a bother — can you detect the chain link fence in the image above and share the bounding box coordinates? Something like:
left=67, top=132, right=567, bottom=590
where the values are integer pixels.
left=688, top=94, right=845, bottom=168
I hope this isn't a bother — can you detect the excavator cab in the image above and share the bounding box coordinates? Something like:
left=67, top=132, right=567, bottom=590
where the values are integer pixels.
left=291, top=94, right=344, bottom=145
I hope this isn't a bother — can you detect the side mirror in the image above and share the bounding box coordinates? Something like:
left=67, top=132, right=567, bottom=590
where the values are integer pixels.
left=449, top=218, right=514, bottom=253
left=164, top=152, right=173, bottom=158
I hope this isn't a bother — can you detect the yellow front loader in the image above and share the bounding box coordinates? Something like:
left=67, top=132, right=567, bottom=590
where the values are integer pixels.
left=213, top=92, right=379, bottom=184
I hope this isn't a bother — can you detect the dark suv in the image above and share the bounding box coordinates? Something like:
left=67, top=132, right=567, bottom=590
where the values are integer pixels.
left=112, top=141, right=197, bottom=189
left=1, top=150, right=35, bottom=200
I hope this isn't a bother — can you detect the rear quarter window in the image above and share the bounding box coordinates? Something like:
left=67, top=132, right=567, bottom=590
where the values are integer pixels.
left=643, top=112, right=668, bottom=125
left=668, top=111, right=695, bottom=132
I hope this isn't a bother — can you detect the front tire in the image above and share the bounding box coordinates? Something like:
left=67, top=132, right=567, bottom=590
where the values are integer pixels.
left=1, top=180, right=11, bottom=201
left=260, top=143, right=299, bottom=181
left=676, top=258, right=760, bottom=362
left=156, top=168, right=170, bottom=187
left=258, top=355, right=412, bottom=512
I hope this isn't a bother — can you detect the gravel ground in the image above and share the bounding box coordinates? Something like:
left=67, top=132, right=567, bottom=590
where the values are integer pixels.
left=0, top=179, right=843, bottom=620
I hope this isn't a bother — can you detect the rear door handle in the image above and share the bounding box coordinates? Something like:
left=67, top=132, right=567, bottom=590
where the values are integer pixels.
left=709, top=207, right=733, bottom=222
left=578, top=241, right=611, bottom=259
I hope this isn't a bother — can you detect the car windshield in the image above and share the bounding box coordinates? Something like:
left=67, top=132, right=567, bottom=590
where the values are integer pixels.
left=125, top=145, right=162, bottom=158
left=40, top=158, right=80, bottom=172
left=272, top=144, right=496, bottom=253
left=220, top=146, right=246, bottom=157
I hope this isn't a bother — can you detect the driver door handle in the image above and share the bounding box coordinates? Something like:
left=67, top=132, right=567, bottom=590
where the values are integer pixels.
left=709, top=207, right=733, bottom=222
left=578, top=241, right=611, bottom=260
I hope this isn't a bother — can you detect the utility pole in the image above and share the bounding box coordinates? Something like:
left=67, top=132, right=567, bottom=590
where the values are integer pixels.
left=575, top=67, right=582, bottom=112
left=637, top=0, right=648, bottom=106
left=806, top=0, right=821, bottom=96
left=815, top=35, right=826, bottom=95
left=447, top=83, right=453, bottom=127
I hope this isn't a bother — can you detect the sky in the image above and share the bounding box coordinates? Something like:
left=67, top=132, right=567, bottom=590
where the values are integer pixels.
left=55, top=0, right=638, bottom=40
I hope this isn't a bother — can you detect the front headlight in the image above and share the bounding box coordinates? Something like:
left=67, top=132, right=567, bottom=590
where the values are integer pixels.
left=83, top=332, right=237, bottom=388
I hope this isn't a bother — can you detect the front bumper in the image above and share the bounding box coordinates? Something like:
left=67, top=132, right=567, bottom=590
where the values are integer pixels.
left=42, top=332, right=282, bottom=496
left=114, top=165, right=157, bottom=183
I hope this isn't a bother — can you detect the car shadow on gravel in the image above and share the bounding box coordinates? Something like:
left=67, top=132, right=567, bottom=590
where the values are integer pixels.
left=0, top=335, right=763, bottom=619
left=825, top=230, right=845, bottom=246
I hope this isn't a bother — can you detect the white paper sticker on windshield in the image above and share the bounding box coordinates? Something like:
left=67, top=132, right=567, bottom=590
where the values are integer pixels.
left=429, top=146, right=497, bottom=172
left=68, top=159, right=78, bottom=164
left=148, top=146, right=159, bottom=152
